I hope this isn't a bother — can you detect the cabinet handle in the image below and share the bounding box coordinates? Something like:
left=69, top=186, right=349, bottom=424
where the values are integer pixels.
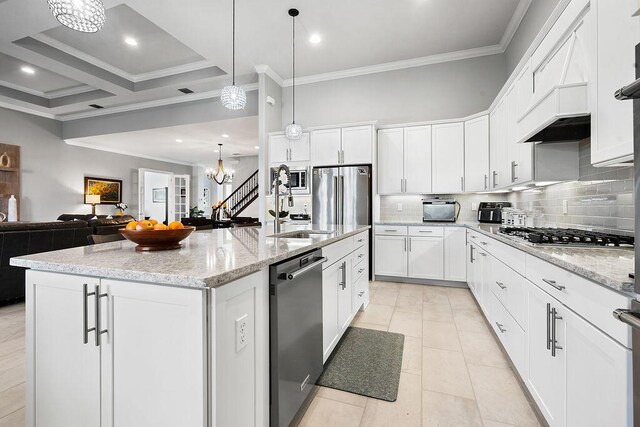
left=400, top=178, right=404, bottom=193
left=479, top=252, right=487, bottom=257
left=480, top=241, right=488, bottom=246
left=551, top=307, right=563, bottom=357
left=342, top=150, right=345, bottom=164
left=408, top=237, right=412, bottom=252
left=543, top=278, right=566, bottom=291
left=470, top=235, right=477, bottom=239
left=496, top=281, right=507, bottom=290
left=484, top=174, right=488, bottom=190
left=358, top=253, right=365, bottom=258
left=546, top=303, right=552, bottom=351
left=94, top=285, right=108, bottom=347
left=357, top=238, right=365, bottom=243
left=460, top=176, right=464, bottom=191
left=358, top=268, right=365, bottom=274
left=469, top=245, right=475, bottom=263
left=404, top=237, right=407, bottom=252
left=495, top=322, right=507, bottom=334
left=83, top=283, right=96, bottom=345
left=511, top=160, right=516, bottom=183
left=384, top=229, right=398, bottom=232
left=493, top=171, right=498, bottom=188
left=338, top=262, right=346, bottom=290
left=358, top=291, right=365, bottom=297
left=419, top=230, right=433, bottom=233
left=404, top=178, right=408, bottom=193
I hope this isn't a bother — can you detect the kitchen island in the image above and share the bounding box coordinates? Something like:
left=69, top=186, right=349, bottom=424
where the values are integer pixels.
left=10, top=223, right=371, bottom=427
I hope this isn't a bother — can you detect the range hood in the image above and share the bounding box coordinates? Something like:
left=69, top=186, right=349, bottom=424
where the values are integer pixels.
left=517, top=82, right=590, bottom=144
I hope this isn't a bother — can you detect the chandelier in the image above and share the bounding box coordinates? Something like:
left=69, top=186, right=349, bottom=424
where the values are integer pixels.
left=221, top=0, right=246, bottom=110
left=284, top=8, right=302, bottom=140
left=47, top=0, right=106, bottom=33
left=206, top=144, right=232, bottom=185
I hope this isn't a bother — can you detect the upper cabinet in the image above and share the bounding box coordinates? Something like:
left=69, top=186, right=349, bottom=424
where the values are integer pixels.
left=311, top=125, right=373, bottom=166
left=432, top=122, right=465, bottom=193
left=589, top=0, right=638, bottom=165
left=464, top=115, right=490, bottom=192
left=377, top=126, right=432, bottom=194
left=269, top=133, right=310, bottom=164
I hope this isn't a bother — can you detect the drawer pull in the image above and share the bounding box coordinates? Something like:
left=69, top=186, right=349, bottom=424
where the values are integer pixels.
left=543, top=278, right=566, bottom=291
left=479, top=252, right=487, bottom=257
left=358, top=238, right=365, bottom=242
left=358, top=291, right=365, bottom=297
left=358, top=268, right=365, bottom=274
left=384, top=229, right=398, bottom=232
left=496, top=281, right=507, bottom=290
left=470, top=235, right=477, bottom=239
left=419, top=230, right=433, bottom=233
left=480, top=241, right=488, bottom=246
left=358, top=254, right=365, bottom=258
left=495, top=322, right=507, bottom=333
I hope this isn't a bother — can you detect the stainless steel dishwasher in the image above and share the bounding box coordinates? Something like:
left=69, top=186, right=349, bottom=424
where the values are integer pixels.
left=269, top=249, right=326, bottom=427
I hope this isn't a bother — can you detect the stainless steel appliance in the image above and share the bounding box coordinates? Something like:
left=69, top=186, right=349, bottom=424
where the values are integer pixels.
left=613, top=42, right=640, bottom=425
left=271, top=166, right=310, bottom=195
left=312, top=166, right=371, bottom=227
left=269, top=250, right=327, bottom=427
left=499, top=226, right=634, bottom=247
left=477, top=201, right=512, bottom=223
left=422, top=199, right=459, bottom=222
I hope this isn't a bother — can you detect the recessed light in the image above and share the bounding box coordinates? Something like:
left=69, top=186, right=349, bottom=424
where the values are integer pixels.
left=176, top=139, right=183, bottom=143
left=124, top=37, right=138, bottom=47
left=254, top=146, right=260, bottom=150
left=309, top=33, right=322, bottom=44
left=221, top=134, right=229, bottom=138
left=21, top=66, right=35, bottom=75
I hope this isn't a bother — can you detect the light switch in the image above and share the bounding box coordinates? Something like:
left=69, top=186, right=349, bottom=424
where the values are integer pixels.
left=562, top=200, right=568, bottom=215
left=471, top=202, right=478, bottom=211
left=397, top=203, right=403, bottom=211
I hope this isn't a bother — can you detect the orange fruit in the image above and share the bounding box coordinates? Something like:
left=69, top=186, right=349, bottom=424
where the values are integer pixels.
left=168, top=221, right=184, bottom=230
left=153, top=223, right=168, bottom=231
left=149, top=219, right=158, bottom=226
left=125, top=221, right=138, bottom=231
left=135, top=220, right=153, bottom=231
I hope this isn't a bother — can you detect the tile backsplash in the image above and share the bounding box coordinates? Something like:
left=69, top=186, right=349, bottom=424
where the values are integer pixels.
left=379, top=140, right=634, bottom=234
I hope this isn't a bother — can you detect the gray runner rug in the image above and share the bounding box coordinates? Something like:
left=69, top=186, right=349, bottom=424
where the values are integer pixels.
left=317, top=327, right=405, bottom=402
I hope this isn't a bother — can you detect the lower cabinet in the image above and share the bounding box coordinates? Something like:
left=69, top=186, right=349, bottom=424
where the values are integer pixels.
left=408, top=236, right=443, bottom=279
left=374, top=234, right=407, bottom=277
left=444, top=227, right=467, bottom=282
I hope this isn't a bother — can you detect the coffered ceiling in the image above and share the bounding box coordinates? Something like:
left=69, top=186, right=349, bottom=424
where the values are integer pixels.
left=0, top=0, right=531, bottom=121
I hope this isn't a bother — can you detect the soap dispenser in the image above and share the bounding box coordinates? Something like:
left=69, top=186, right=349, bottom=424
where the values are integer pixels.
left=7, top=195, right=17, bottom=222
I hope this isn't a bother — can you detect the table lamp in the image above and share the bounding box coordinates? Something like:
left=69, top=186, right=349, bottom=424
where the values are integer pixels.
left=85, top=194, right=101, bottom=215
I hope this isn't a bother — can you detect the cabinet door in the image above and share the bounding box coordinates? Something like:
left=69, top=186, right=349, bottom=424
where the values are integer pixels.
left=337, top=259, right=353, bottom=332
left=506, top=85, right=520, bottom=185
left=322, top=261, right=341, bottom=362
left=464, top=116, right=489, bottom=192
left=527, top=283, right=566, bottom=427
left=28, top=272, right=101, bottom=427
left=404, top=126, right=432, bottom=194
left=590, top=0, right=637, bottom=165
left=101, top=280, right=206, bottom=427
left=311, top=128, right=341, bottom=166
left=374, top=235, right=408, bottom=277
left=269, top=135, right=290, bottom=164
left=565, top=307, right=632, bottom=427
left=377, top=129, right=405, bottom=194
left=489, top=107, right=501, bottom=190
left=342, top=125, right=373, bottom=165
left=478, top=251, right=493, bottom=316
left=467, top=243, right=477, bottom=297
left=432, top=122, right=464, bottom=193
left=289, top=133, right=310, bottom=162
left=408, top=236, right=444, bottom=280
left=444, top=227, right=467, bottom=282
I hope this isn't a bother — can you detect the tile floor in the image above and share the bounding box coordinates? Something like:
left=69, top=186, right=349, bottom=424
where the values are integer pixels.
left=299, top=282, right=542, bottom=427
left=0, top=282, right=541, bottom=427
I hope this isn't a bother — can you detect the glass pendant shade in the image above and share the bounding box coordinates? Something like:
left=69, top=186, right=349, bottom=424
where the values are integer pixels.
left=221, top=85, right=247, bottom=110
left=285, top=123, right=303, bottom=141
left=47, top=0, right=106, bottom=33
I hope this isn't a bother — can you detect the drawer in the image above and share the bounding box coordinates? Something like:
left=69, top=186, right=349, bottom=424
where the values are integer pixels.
left=490, top=293, right=526, bottom=377
left=374, top=225, right=408, bottom=235
left=353, top=259, right=368, bottom=284
left=408, top=226, right=444, bottom=237
left=491, top=259, right=527, bottom=330
left=526, top=254, right=632, bottom=347
left=470, top=231, right=525, bottom=275
left=352, top=273, right=369, bottom=312
left=322, top=237, right=354, bottom=269
left=353, top=244, right=368, bottom=267
left=354, top=231, right=369, bottom=249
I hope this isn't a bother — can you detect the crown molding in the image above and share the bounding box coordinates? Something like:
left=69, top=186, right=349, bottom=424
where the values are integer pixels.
left=500, top=0, right=534, bottom=50
left=254, top=65, right=284, bottom=86
left=58, top=82, right=259, bottom=121
left=31, top=34, right=219, bottom=84
left=0, top=100, right=56, bottom=119
left=45, top=85, right=97, bottom=99
left=281, top=44, right=504, bottom=87
left=65, top=139, right=195, bottom=167
left=0, top=79, right=47, bottom=98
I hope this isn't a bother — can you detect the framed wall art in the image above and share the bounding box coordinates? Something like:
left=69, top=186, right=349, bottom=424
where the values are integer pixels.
left=84, top=177, right=122, bottom=205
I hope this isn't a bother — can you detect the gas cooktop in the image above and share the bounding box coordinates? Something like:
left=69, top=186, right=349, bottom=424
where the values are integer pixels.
left=499, top=227, right=635, bottom=247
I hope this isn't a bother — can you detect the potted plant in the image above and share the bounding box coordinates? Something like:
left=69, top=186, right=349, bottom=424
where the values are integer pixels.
left=115, top=203, right=128, bottom=216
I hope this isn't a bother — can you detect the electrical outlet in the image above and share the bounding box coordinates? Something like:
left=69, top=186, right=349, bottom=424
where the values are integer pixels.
left=562, top=200, right=568, bottom=215
left=235, top=314, right=249, bottom=352
left=471, top=202, right=478, bottom=211
left=397, top=203, right=403, bottom=211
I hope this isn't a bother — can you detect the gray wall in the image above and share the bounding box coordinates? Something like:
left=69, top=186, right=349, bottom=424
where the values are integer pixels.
left=282, top=54, right=508, bottom=128
left=505, top=0, right=563, bottom=74
left=258, top=73, right=283, bottom=221
left=0, top=107, right=193, bottom=222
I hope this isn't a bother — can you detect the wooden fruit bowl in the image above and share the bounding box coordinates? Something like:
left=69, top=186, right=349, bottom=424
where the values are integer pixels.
left=119, top=226, right=195, bottom=252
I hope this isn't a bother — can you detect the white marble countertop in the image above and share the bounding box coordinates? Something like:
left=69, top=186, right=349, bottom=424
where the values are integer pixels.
left=376, top=220, right=635, bottom=295
left=11, top=224, right=371, bottom=288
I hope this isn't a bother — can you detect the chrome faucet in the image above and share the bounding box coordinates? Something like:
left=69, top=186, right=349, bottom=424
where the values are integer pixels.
left=273, top=164, right=294, bottom=234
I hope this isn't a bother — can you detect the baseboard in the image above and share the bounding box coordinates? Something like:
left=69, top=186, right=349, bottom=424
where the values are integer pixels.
left=374, top=275, right=468, bottom=288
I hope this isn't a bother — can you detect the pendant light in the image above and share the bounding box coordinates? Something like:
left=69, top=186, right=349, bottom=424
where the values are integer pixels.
left=221, top=0, right=247, bottom=110
left=206, top=144, right=232, bottom=185
left=47, top=0, right=106, bottom=33
left=284, top=8, right=302, bottom=140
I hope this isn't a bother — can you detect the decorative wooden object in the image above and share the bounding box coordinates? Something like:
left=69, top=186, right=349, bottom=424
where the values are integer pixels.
left=0, top=144, right=20, bottom=220
left=119, top=226, right=195, bottom=252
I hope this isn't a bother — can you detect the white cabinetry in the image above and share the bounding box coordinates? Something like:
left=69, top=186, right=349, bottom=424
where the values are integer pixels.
left=432, top=122, right=464, bottom=193
left=311, top=125, right=373, bottom=166
left=310, top=128, right=341, bottom=166
left=377, top=126, right=431, bottom=194
left=322, top=260, right=341, bottom=361
left=269, top=133, right=310, bottom=164
left=489, top=99, right=509, bottom=190
left=464, top=115, right=490, bottom=192
left=408, top=236, right=443, bottom=280
left=374, top=233, right=408, bottom=277
left=444, top=227, right=467, bottom=282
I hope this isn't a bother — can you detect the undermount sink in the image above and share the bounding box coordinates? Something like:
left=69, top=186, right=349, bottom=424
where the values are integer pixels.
left=272, top=230, right=335, bottom=239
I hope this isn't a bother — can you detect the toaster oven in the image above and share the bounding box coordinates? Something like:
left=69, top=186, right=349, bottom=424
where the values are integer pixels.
left=423, top=199, right=458, bottom=222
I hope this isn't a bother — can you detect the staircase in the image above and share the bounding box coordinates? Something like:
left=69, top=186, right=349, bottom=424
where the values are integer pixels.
left=214, top=170, right=259, bottom=218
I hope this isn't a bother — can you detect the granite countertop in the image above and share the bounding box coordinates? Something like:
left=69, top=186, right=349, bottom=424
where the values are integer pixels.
left=11, top=224, right=371, bottom=289
left=375, top=220, right=471, bottom=227
left=468, top=224, right=635, bottom=296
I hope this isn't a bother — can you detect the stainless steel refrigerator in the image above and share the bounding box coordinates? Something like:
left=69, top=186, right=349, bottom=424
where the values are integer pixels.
left=312, top=165, right=372, bottom=227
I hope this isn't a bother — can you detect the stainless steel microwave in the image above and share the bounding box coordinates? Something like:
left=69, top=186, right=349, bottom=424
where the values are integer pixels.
left=270, top=166, right=310, bottom=195
left=423, top=199, right=458, bottom=222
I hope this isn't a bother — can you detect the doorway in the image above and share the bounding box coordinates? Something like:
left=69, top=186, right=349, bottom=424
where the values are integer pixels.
left=138, top=169, right=190, bottom=223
